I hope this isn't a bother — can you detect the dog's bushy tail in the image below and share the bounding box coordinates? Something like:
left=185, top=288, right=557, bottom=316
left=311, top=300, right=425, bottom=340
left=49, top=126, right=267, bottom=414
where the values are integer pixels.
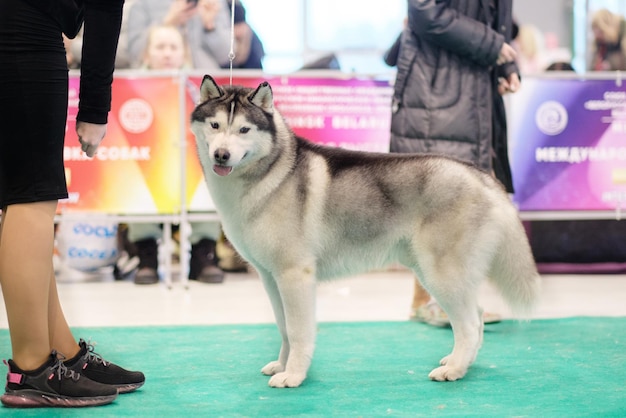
left=489, top=215, right=541, bottom=318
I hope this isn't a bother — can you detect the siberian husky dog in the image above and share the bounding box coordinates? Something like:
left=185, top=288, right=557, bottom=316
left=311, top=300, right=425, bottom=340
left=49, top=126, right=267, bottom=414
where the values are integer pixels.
left=190, top=75, right=541, bottom=388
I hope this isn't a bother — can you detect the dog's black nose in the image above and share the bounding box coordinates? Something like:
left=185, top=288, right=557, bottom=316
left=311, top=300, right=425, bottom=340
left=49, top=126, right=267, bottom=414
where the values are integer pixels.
left=214, top=148, right=230, bottom=163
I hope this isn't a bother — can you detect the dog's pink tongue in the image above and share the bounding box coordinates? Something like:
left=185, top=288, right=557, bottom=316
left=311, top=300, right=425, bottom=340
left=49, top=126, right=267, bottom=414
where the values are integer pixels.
left=213, top=165, right=233, bottom=176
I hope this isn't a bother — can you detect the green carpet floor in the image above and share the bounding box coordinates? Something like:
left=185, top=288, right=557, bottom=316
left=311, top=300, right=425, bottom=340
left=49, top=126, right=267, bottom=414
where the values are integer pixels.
left=0, top=318, right=624, bottom=417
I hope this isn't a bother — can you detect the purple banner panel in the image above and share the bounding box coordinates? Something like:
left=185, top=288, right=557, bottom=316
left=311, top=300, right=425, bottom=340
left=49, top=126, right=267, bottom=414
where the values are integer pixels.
left=509, top=77, right=626, bottom=211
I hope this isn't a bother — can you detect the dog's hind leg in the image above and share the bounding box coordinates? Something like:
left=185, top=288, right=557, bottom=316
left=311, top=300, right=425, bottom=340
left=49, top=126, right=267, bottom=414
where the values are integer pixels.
left=429, top=295, right=484, bottom=381
left=258, top=268, right=289, bottom=377
left=414, top=264, right=484, bottom=382
left=265, top=264, right=317, bottom=388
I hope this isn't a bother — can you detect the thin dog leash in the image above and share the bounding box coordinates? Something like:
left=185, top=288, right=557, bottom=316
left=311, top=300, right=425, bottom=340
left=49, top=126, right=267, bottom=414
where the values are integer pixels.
left=227, top=0, right=237, bottom=126
left=228, top=0, right=236, bottom=86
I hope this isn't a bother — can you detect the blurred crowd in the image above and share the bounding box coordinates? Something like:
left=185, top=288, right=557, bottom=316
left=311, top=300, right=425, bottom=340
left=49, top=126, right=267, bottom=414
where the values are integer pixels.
left=63, top=2, right=626, bottom=75
left=65, top=0, right=264, bottom=72
left=512, top=8, right=626, bottom=74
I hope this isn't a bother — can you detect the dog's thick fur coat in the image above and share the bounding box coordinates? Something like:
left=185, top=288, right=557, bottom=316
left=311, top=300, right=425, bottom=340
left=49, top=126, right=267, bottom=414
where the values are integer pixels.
left=191, top=75, right=541, bottom=388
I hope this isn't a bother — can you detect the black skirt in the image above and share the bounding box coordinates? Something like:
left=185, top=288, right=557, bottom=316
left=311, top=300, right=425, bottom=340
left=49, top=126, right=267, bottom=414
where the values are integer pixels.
left=0, top=0, right=69, bottom=207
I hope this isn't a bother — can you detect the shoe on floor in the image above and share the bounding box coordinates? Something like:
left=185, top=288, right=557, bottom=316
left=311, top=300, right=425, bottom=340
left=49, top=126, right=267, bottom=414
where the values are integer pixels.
left=216, top=234, right=248, bottom=272
left=1, top=351, right=118, bottom=408
left=410, top=301, right=501, bottom=327
left=134, top=266, right=159, bottom=285
left=133, top=238, right=159, bottom=285
left=64, top=339, right=145, bottom=394
left=113, top=252, right=140, bottom=281
left=196, top=265, right=226, bottom=283
left=410, top=300, right=452, bottom=327
left=189, top=238, right=225, bottom=283
left=482, top=311, right=502, bottom=324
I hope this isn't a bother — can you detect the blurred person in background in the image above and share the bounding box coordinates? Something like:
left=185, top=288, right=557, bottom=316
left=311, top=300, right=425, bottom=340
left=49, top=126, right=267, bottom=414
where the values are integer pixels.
left=64, top=0, right=137, bottom=69
left=590, top=8, right=626, bottom=71
left=126, top=24, right=225, bottom=285
left=127, top=0, right=231, bottom=69
left=222, top=0, right=264, bottom=69
left=387, top=0, right=520, bottom=327
left=122, top=2, right=260, bottom=283
left=512, top=24, right=547, bottom=74
left=141, top=24, right=192, bottom=69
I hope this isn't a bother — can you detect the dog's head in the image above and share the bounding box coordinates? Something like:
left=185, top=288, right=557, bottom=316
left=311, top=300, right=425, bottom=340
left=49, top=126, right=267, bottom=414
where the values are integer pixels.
left=190, top=75, right=277, bottom=177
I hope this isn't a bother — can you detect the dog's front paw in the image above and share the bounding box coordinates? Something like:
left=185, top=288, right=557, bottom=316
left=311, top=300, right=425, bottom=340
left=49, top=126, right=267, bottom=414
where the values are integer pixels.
left=261, top=361, right=284, bottom=376
left=428, top=365, right=467, bottom=382
left=268, top=372, right=306, bottom=388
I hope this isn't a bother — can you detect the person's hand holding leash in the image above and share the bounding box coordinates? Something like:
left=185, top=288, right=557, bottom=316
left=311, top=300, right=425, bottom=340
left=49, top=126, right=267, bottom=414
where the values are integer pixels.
left=76, top=121, right=107, bottom=157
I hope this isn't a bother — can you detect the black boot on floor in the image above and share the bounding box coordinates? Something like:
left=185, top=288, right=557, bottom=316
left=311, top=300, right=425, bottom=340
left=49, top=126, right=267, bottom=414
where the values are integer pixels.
left=133, top=238, right=159, bottom=285
left=189, top=238, right=225, bottom=283
left=113, top=224, right=139, bottom=281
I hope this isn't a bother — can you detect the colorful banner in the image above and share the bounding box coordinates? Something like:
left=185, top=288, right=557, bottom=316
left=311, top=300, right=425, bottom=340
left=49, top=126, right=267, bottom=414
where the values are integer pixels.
left=60, top=75, right=184, bottom=214
left=509, top=77, right=626, bottom=211
left=185, top=75, right=394, bottom=211
left=56, top=73, right=626, bottom=215
left=59, top=73, right=393, bottom=214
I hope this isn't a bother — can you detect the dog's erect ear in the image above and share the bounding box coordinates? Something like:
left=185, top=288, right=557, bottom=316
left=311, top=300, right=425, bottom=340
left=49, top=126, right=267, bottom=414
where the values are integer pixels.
left=249, top=81, right=274, bottom=113
left=199, top=75, right=224, bottom=102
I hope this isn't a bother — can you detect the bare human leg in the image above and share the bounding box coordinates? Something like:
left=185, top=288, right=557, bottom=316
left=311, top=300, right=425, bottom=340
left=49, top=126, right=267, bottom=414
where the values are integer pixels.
left=0, top=201, right=78, bottom=371
left=411, top=277, right=432, bottom=310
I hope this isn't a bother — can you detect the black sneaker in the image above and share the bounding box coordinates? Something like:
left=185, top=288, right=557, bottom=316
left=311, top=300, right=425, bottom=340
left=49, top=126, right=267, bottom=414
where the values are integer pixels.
left=64, top=339, right=145, bottom=394
left=1, top=351, right=118, bottom=408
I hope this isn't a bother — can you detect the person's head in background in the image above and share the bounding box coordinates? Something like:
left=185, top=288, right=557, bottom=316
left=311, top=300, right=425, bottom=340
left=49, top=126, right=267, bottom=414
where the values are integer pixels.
left=545, top=61, right=575, bottom=72
left=591, top=9, right=622, bottom=46
left=590, top=9, right=626, bottom=71
left=142, top=25, right=191, bottom=70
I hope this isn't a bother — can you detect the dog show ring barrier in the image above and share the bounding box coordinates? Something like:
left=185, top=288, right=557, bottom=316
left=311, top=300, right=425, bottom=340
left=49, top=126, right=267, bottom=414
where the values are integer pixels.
left=22, top=69, right=626, bottom=285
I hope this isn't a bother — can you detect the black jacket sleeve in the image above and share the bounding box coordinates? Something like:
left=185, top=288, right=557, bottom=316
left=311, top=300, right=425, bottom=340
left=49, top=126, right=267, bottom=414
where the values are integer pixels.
left=384, top=33, right=402, bottom=67
left=77, top=0, right=124, bottom=124
left=407, top=0, right=503, bottom=67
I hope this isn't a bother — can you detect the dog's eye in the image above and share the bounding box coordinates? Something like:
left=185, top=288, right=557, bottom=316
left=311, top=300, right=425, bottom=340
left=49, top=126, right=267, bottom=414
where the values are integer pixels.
left=239, top=127, right=250, bottom=134
left=210, top=122, right=219, bottom=129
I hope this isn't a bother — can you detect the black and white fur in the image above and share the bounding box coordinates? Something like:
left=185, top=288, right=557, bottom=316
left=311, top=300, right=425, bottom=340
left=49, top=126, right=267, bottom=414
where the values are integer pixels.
left=190, top=75, right=541, bottom=388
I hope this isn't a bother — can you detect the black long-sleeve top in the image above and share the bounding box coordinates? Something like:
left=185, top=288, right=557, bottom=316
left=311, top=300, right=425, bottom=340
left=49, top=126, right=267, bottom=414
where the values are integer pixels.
left=77, top=0, right=125, bottom=124
left=26, top=0, right=124, bottom=124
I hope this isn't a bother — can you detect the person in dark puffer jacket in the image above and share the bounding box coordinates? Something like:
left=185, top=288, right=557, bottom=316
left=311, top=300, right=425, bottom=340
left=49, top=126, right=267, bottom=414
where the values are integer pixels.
left=388, top=0, right=521, bottom=327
